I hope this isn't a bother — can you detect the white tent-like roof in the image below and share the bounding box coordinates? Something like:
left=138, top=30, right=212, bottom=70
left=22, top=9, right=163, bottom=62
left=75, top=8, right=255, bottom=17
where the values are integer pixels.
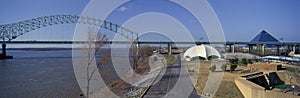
left=183, top=45, right=221, bottom=61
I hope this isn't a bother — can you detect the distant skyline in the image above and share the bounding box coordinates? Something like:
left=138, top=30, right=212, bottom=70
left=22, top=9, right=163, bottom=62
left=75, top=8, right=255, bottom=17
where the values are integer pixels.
left=0, top=0, right=299, bottom=42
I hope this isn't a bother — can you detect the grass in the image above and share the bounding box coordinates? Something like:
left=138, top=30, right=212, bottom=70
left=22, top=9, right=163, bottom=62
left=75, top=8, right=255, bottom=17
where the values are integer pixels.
left=285, top=66, right=300, bottom=73
left=162, top=54, right=175, bottom=65
left=188, top=59, right=246, bottom=98
left=272, top=84, right=291, bottom=89
left=214, top=81, right=244, bottom=98
left=284, top=66, right=300, bottom=80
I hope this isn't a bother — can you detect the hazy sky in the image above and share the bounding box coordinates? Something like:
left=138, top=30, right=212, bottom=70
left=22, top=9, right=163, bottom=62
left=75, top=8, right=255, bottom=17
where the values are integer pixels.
left=0, top=0, right=299, bottom=42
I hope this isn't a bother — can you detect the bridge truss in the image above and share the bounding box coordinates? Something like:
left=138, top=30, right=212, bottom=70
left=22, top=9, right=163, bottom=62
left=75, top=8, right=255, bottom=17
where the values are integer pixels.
left=0, top=15, right=138, bottom=42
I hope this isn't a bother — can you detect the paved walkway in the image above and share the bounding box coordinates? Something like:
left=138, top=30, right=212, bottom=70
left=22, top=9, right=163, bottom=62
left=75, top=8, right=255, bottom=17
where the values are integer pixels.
left=143, top=54, right=200, bottom=98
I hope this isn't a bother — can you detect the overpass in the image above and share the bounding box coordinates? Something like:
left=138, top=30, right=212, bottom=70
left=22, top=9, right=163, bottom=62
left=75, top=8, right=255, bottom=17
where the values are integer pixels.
left=5, top=40, right=300, bottom=55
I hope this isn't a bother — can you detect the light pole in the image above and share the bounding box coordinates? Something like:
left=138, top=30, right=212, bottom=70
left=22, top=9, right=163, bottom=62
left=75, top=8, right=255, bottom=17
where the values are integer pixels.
left=291, top=85, right=295, bottom=95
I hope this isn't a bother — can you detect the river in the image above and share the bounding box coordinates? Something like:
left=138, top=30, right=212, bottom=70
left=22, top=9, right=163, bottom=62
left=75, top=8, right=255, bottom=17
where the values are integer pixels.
left=0, top=49, right=82, bottom=97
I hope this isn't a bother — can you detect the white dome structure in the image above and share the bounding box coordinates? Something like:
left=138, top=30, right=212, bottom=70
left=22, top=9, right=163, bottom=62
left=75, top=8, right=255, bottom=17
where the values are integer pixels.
left=183, top=45, right=221, bottom=61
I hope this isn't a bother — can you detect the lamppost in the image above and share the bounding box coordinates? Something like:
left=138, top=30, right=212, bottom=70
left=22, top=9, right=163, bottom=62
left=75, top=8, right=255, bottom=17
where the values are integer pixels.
left=291, top=85, right=295, bottom=95
left=289, top=75, right=292, bottom=85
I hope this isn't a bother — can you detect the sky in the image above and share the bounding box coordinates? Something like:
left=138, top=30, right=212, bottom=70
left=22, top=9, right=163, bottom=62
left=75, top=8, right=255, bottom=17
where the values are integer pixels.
left=0, top=0, right=299, bottom=42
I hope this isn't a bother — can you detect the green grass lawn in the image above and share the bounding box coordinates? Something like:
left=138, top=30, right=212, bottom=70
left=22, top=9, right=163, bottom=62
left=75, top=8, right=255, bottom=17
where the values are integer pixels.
left=272, top=84, right=291, bottom=89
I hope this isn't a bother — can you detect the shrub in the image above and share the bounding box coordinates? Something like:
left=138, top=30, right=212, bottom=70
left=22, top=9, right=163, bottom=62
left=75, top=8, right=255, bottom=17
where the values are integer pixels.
left=235, top=58, right=239, bottom=63
left=230, top=63, right=238, bottom=71
left=221, top=64, right=227, bottom=71
left=248, top=59, right=253, bottom=64
left=229, top=58, right=239, bottom=64
left=188, top=69, right=195, bottom=72
left=210, top=65, right=216, bottom=72
left=241, top=58, right=248, bottom=65
left=255, top=59, right=259, bottom=62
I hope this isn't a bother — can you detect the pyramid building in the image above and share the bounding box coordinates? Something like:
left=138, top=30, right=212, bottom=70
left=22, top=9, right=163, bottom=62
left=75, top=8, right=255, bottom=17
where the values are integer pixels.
left=251, top=30, right=279, bottom=42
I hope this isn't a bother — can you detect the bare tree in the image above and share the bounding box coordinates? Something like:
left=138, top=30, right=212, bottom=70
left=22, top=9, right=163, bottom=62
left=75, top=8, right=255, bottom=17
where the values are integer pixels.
left=130, top=45, right=153, bottom=74
left=82, top=28, right=108, bottom=98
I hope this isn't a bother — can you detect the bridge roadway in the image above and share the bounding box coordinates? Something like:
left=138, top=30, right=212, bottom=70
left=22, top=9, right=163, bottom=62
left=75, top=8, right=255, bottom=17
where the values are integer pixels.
left=2, top=40, right=299, bottom=59
left=142, top=54, right=199, bottom=98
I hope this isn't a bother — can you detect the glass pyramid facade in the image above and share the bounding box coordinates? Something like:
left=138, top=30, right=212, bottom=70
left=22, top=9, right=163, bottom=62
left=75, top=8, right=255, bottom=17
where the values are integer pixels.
left=251, top=30, right=279, bottom=42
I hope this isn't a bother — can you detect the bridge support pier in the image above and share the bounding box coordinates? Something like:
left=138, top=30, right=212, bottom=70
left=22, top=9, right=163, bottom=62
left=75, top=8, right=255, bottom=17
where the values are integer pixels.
left=296, top=46, right=299, bottom=54
left=2, top=43, right=6, bottom=56
left=276, top=45, right=280, bottom=56
left=0, top=42, right=13, bottom=60
left=224, top=44, right=227, bottom=53
left=248, top=45, right=252, bottom=54
left=228, top=45, right=231, bottom=52
left=287, top=45, right=291, bottom=53
left=292, top=45, right=296, bottom=53
left=261, top=44, right=265, bottom=56
left=231, top=44, right=235, bottom=54
left=167, top=43, right=172, bottom=55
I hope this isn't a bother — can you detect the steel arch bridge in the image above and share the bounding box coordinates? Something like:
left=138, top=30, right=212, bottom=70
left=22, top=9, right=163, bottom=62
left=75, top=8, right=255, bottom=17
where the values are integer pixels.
left=0, top=15, right=138, bottom=41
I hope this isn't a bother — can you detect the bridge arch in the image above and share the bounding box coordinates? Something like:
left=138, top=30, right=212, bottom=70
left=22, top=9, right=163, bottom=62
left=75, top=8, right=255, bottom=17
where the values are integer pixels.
left=0, top=15, right=138, bottom=41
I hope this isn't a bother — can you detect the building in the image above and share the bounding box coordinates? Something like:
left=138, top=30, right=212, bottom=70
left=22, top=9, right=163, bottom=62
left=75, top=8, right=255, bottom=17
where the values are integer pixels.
left=251, top=30, right=279, bottom=42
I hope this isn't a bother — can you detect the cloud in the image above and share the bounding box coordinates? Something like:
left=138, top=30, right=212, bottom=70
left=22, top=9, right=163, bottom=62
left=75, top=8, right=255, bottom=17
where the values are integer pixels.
left=118, top=6, right=127, bottom=12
